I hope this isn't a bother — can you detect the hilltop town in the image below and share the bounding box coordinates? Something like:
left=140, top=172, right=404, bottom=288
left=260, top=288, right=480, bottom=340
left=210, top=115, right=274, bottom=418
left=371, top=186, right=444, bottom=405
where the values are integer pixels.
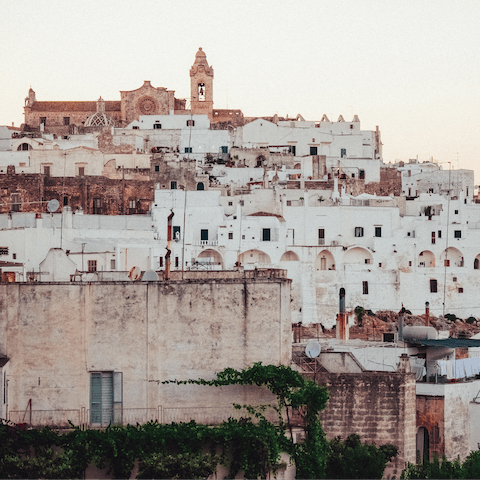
left=1, top=48, right=480, bottom=478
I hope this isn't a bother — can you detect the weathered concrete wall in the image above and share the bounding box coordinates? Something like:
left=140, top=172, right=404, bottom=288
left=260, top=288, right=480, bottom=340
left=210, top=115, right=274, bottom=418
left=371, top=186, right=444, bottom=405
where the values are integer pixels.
left=315, top=371, right=416, bottom=479
left=0, top=276, right=291, bottom=420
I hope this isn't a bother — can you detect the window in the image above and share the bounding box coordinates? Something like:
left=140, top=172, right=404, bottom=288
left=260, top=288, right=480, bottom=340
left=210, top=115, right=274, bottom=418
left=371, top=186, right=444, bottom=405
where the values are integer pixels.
left=196, top=182, right=205, bottom=190
left=0, top=247, right=8, bottom=255
left=78, top=167, right=85, bottom=176
left=239, top=200, right=244, bottom=206
left=365, top=258, right=371, bottom=264
left=430, top=279, right=438, bottom=293
left=40, top=117, right=46, bottom=125
left=221, top=146, right=228, bottom=154
left=63, top=196, right=68, bottom=206
left=228, top=202, right=233, bottom=206
left=290, top=145, right=296, bottom=156
left=90, top=372, right=122, bottom=426
left=438, top=230, right=442, bottom=239
left=431, top=232, right=436, bottom=244
left=175, top=257, right=179, bottom=267
left=170, top=181, right=177, bottom=190
left=132, top=126, right=139, bottom=130
left=444, top=259, right=450, bottom=267
left=63, top=117, right=70, bottom=126
left=93, top=198, right=102, bottom=214
left=154, top=165, right=159, bottom=172
left=341, top=148, right=347, bottom=158
left=228, top=232, right=233, bottom=240
left=186, top=120, right=195, bottom=127
left=458, top=287, right=464, bottom=293
left=88, top=260, right=97, bottom=272
left=18, top=143, right=30, bottom=151
left=129, top=199, right=137, bottom=214
left=409, top=261, right=412, bottom=266
left=453, top=277, right=457, bottom=282
left=375, top=226, right=382, bottom=237
left=159, top=257, right=163, bottom=268
left=454, top=210, right=459, bottom=214
left=185, top=147, right=192, bottom=153
left=454, top=230, right=461, bottom=239
left=355, top=227, right=364, bottom=237
left=201, top=229, right=209, bottom=241
left=262, top=228, right=271, bottom=241
left=11, top=194, right=20, bottom=212
left=173, top=226, right=181, bottom=241
left=43, top=166, right=50, bottom=177
left=153, top=123, right=162, bottom=129
left=359, top=170, right=365, bottom=179
left=362, top=281, right=369, bottom=295
left=242, top=235, right=245, bottom=239
left=12, top=253, right=16, bottom=260
left=110, top=259, right=115, bottom=270
left=318, top=228, right=325, bottom=245
left=309, top=146, right=318, bottom=155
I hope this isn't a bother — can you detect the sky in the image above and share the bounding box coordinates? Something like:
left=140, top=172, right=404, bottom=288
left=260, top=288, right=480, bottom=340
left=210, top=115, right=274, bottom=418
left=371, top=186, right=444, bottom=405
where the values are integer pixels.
left=1, top=0, right=479, bottom=180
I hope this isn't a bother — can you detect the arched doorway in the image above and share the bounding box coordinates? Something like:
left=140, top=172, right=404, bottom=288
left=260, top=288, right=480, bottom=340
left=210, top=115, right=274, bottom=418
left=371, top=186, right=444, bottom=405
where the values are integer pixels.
left=280, top=251, right=299, bottom=262
left=239, top=249, right=271, bottom=266
left=197, top=182, right=205, bottom=190
left=416, top=427, right=430, bottom=463
left=196, top=249, right=223, bottom=269
left=418, top=250, right=435, bottom=268
left=315, top=250, right=335, bottom=270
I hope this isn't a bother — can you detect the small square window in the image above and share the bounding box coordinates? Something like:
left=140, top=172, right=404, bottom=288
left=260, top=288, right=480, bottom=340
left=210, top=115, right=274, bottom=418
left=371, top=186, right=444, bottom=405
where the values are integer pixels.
left=88, top=260, right=97, bottom=272
left=186, top=120, right=195, bottom=127
left=378, top=263, right=382, bottom=267
left=458, top=287, right=464, bottom=293
left=242, top=235, right=245, bottom=239
left=365, top=258, right=370, bottom=264
left=454, top=210, right=459, bottom=214
left=355, top=227, right=364, bottom=237
left=228, top=232, right=233, bottom=240
left=444, top=259, right=450, bottom=267
left=228, top=201, right=233, bottom=206
left=170, top=181, right=177, bottom=190
left=153, top=123, right=162, bottom=129
left=309, top=146, right=318, bottom=155
left=454, top=230, right=461, bottom=238
left=239, top=200, right=244, bottom=206
left=132, top=126, right=139, bottom=130
left=185, top=147, right=192, bottom=153
left=453, top=277, right=457, bottom=282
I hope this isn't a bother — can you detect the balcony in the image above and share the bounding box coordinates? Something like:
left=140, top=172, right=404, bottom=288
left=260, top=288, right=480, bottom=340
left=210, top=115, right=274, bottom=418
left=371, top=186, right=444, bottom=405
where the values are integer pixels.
left=192, top=239, right=218, bottom=246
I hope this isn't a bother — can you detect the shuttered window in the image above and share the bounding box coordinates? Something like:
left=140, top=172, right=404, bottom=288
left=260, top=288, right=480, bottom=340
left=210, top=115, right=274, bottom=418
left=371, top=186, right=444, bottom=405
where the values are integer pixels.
left=90, top=372, right=122, bottom=427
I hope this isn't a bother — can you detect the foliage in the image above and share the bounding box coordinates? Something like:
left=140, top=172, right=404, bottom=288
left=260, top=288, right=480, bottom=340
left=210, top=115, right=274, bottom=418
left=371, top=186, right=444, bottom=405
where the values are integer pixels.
left=355, top=306, right=366, bottom=325
left=445, top=313, right=457, bottom=322
left=466, top=316, right=476, bottom=324
left=461, top=449, right=480, bottom=479
left=325, top=434, right=397, bottom=479
left=401, top=454, right=463, bottom=479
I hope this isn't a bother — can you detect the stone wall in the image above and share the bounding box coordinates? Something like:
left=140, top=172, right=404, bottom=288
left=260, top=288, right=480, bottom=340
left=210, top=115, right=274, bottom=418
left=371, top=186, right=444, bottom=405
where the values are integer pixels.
left=365, top=167, right=402, bottom=196
left=314, top=371, right=416, bottom=478
left=0, top=275, right=291, bottom=421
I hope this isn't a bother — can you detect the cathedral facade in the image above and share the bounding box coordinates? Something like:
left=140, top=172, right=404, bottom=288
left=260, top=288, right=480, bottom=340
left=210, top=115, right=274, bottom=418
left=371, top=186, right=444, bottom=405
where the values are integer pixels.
left=22, top=48, right=242, bottom=136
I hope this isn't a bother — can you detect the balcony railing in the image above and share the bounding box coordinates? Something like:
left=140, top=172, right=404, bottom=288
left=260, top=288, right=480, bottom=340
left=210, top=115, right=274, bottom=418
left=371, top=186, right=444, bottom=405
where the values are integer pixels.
left=7, top=405, right=282, bottom=429
left=192, top=239, right=218, bottom=246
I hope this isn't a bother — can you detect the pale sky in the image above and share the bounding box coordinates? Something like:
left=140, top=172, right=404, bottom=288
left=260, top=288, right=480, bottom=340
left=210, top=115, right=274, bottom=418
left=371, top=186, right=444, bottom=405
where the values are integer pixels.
left=1, top=0, right=479, bottom=180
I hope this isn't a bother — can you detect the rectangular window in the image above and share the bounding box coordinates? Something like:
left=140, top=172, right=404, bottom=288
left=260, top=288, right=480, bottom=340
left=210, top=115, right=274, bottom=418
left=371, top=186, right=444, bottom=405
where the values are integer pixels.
left=221, top=146, right=228, bottom=154
left=0, top=247, right=8, bottom=255
left=430, top=279, right=438, bottom=293
left=228, top=201, right=233, bottom=206
left=239, top=200, right=244, bottom=206
left=153, top=123, right=162, bottom=129
left=454, top=230, right=461, bottom=238
left=78, top=167, right=85, bottom=176
left=63, top=196, right=68, bottom=206
left=11, top=194, right=20, bottom=212
left=359, top=170, right=365, bottom=180
left=375, top=226, right=382, bottom=237
left=159, top=257, right=163, bottom=268
left=362, top=281, right=369, bottom=295
left=262, top=228, right=271, bottom=241
left=458, top=287, right=464, bottom=293
left=444, top=259, right=450, bottom=267
left=355, top=227, right=364, bottom=237
left=40, top=117, right=46, bottom=125
left=184, top=147, right=192, bottom=153
left=341, top=148, right=347, bottom=158
left=454, top=210, right=459, bottom=214
left=63, top=117, right=70, bottom=126
left=154, top=165, right=160, bottom=172
left=365, top=258, right=370, bottom=264
left=173, top=226, right=181, bottom=240
left=90, top=372, right=122, bottom=427
left=290, top=145, right=296, bottom=156
left=228, top=232, right=233, bottom=240
left=201, top=229, right=209, bottom=241
left=110, top=259, right=115, bottom=270
left=438, top=230, right=442, bottom=239
left=175, top=256, right=179, bottom=267
left=186, top=120, right=195, bottom=127
left=132, top=126, right=139, bottom=130
left=431, top=232, right=436, bottom=244
left=43, top=166, right=50, bottom=177
left=309, top=146, right=318, bottom=155
left=88, top=260, right=97, bottom=272
left=170, top=181, right=177, bottom=190
left=318, top=228, right=325, bottom=245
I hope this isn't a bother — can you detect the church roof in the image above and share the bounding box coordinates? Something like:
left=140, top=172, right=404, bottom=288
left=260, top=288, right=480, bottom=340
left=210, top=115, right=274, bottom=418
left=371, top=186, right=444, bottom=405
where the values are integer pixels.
left=30, top=101, right=121, bottom=113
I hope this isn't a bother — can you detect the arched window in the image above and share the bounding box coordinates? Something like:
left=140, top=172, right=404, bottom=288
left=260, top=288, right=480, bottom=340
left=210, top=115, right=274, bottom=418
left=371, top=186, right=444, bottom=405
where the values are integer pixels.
left=197, top=182, right=205, bottom=190
left=416, top=427, right=430, bottom=463
left=17, top=143, right=30, bottom=151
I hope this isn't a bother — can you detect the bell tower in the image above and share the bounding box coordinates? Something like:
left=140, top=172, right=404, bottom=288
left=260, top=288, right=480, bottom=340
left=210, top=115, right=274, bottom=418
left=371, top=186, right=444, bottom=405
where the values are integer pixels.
left=190, top=47, right=214, bottom=120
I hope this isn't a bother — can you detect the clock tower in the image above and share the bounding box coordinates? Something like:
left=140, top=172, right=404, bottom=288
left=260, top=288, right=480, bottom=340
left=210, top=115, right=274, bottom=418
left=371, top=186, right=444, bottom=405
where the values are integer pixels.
left=190, top=48, right=214, bottom=120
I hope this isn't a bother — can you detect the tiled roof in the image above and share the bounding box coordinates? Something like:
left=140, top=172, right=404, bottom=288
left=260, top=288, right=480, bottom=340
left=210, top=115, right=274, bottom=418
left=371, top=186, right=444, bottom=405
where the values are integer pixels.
left=248, top=212, right=285, bottom=221
left=31, top=101, right=121, bottom=112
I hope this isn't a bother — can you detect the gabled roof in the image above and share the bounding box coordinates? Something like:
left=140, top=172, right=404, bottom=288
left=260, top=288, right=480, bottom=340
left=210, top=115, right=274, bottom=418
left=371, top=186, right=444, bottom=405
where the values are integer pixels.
left=30, top=101, right=121, bottom=113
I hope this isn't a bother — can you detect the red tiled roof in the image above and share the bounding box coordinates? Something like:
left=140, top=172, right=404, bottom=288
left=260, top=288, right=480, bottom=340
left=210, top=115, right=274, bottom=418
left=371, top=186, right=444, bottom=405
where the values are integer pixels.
left=31, top=101, right=121, bottom=112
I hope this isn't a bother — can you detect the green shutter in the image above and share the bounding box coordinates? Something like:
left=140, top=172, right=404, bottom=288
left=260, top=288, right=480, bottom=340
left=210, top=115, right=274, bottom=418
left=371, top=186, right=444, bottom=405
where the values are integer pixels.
left=90, top=373, right=102, bottom=425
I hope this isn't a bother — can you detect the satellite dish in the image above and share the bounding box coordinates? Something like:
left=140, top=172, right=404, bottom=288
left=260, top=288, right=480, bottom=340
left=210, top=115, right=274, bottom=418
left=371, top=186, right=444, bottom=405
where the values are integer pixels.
left=142, top=269, right=158, bottom=281
left=47, top=199, right=59, bottom=213
left=128, top=266, right=141, bottom=281
left=305, top=341, right=321, bottom=358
